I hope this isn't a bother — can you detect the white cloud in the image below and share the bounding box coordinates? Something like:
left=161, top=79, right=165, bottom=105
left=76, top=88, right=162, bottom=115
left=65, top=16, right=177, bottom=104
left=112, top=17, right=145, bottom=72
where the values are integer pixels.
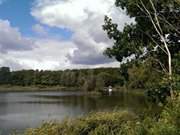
left=5, top=39, right=76, bottom=70
left=0, top=57, right=27, bottom=71
left=0, top=18, right=119, bottom=70
left=0, top=19, right=34, bottom=53
left=0, top=19, right=35, bottom=70
left=31, top=0, right=133, bottom=67
left=1, top=0, right=133, bottom=70
left=0, top=37, right=119, bottom=70
left=32, top=0, right=115, bottom=29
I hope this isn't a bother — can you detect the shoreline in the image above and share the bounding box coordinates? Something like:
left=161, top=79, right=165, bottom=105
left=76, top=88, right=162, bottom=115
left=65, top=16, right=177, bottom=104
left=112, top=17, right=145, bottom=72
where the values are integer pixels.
left=0, top=85, right=145, bottom=95
left=0, top=85, right=81, bottom=92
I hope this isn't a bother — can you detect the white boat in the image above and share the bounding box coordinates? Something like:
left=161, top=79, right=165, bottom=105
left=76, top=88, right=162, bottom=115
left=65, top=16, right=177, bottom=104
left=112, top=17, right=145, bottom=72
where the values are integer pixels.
left=108, top=86, right=112, bottom=92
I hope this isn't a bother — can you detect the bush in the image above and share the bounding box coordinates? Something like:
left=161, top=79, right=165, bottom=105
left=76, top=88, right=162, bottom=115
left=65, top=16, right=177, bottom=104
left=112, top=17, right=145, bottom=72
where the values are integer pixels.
left=23, top=111, right=136, bottom=135
left=20, top=96, right=180, bottom=135
left=146, top=83, right=171, bottom=104
left=149, top=96, right=180, bottom=135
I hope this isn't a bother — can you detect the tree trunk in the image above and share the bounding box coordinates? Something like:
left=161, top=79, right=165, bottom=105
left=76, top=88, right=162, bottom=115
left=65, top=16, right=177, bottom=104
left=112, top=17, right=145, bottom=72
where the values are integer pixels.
left=161, top=36, right=172, bottom=77
left=161, top=36, right=174, bottom=98
left=140, top=0, right=174, bottom=98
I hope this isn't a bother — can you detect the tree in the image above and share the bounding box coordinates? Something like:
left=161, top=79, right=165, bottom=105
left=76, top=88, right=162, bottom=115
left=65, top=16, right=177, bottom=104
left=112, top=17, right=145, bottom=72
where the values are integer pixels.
left=127, top=58, right=162, bottom=89
left=103, top=0, right=180, bottom=97
left=23, top=70, right=35, bottom=86
left=0, top=67, right=11, bottom=84
left=77, top=71, right=85, bottom=87
left=95, top=73, right=106, bottom=91
left=83, top=70, right=96, bottom=91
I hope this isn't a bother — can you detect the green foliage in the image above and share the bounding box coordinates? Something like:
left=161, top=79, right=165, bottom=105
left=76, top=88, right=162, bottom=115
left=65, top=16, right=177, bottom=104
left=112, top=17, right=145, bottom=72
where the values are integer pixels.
left=146, top=73, right=180, bottom=104
left=21, top=96, right=180, bottom=135
left=127, top=59, right=162, bottom=89
left=149, top=96, right=180, bottom=135
left=172, top=52, right=180, bottom=91
left=95, top=73, right=105, bottom=91
left=83, top=70, right=96, bottom=91
left=146, top=82, right=171, bottom=104
left=23, top=111, right=136, bottom=135
left=103, top=0, right=180, bottom=66
left=0, top=67, right=124, bottom=91
left=103, top=0, right=180, bottom=102
left=0, top=67, right=11, bottom=84
left=172, top=75, right=180, bottom=91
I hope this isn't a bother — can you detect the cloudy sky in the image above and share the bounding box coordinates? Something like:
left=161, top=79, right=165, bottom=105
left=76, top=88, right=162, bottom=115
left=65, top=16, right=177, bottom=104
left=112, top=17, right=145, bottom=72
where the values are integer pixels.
left=0, top=0, right=132, bottom=70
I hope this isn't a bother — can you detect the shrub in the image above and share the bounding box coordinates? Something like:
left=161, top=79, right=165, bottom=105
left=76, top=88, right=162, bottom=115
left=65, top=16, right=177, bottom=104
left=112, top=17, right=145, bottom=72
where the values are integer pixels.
left=23, top=111, right=137, bottom=135
left=20, top=95, right=180, bottom=135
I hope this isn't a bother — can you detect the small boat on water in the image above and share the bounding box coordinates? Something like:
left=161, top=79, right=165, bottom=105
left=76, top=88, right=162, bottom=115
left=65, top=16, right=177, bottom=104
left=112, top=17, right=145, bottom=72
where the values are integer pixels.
left=100, top=86, right=113, bottom=94
left=108, top=86, right=112, bottom=92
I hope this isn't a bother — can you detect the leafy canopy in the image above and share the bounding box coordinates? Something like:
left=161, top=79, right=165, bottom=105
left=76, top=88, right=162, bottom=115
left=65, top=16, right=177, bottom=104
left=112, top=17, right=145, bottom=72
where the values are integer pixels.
left=103, top=0, right=180, bottom=70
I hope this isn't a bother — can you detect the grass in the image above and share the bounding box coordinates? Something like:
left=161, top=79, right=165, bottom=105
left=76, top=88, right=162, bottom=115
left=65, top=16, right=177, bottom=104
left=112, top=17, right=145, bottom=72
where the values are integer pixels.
left=22, top=111, right=137, bottom=135
left=16, top=95, right=180, bottom=135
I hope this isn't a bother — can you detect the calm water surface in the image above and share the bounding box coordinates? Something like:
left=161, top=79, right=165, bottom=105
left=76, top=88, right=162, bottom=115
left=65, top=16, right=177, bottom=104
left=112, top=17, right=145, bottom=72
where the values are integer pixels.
left=0, top=91, right=150, bottom=134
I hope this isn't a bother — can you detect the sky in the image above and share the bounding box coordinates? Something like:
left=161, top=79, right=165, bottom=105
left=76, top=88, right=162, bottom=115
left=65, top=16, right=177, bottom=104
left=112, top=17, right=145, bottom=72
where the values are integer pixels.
left=0, top=0, right=133, bottom=71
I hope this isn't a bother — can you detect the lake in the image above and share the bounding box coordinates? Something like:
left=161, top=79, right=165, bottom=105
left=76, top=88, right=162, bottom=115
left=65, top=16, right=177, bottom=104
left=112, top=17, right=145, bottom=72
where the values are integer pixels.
left=0, top=91, right=151, bottom=135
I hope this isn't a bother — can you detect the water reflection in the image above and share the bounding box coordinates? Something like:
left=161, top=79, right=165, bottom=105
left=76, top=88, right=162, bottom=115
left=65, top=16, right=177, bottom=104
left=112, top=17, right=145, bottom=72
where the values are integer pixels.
left=0, top=91, right=151, bottom=135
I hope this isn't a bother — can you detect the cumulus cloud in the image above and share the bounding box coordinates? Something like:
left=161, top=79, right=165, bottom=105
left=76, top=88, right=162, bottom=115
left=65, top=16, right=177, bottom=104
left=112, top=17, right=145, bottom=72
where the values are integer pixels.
left=31, top=0, right=133, bottom=66
left=0, top=0, right=133, bottom=70
left=32, top=0, right=113, bottom=28
left=32, top=24, right=47, bottom=36
left=0, top=37, right=119, bottom=70
left=0, top=20, right=34, bottom=53
left=67, top=31, right=113, bottom=65
left=0, top=58, right=25, bottom=71
left=0, top=18, right=118, bottom=70
left=0, top=38, right=76, bottom=70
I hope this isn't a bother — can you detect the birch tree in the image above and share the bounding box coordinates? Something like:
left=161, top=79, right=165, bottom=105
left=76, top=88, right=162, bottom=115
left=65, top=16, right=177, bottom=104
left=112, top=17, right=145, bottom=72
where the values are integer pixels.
left=103, top=0, right=180, bottom=98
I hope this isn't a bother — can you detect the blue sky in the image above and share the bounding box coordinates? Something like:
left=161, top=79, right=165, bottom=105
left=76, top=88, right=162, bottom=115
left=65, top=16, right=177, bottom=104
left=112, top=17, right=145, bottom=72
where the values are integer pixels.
left=0, top=0, right=131, bottom=70
left=0, top=0, right=72, bottom=39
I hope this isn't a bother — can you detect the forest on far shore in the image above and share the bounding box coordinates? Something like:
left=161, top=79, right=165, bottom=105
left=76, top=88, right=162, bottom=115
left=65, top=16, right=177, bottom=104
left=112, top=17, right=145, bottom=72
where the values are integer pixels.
left=0, top=67, right=123, bottom=92
left=0, top=56, right=179, bottom=93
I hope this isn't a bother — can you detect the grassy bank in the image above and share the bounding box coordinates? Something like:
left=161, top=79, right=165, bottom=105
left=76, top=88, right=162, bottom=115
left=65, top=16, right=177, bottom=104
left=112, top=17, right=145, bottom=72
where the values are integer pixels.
left=19, top=96, right=180, bottom=135
left=0, top=85, right=145, bottom=95
left=0, top=85, right=80, bottom=92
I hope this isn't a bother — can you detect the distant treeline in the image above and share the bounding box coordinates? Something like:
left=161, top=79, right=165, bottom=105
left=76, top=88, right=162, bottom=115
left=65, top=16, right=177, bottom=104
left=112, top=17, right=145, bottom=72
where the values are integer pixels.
left=0, top=59, right=168, bottom=91
left=0, top=67, right=125, bottom=91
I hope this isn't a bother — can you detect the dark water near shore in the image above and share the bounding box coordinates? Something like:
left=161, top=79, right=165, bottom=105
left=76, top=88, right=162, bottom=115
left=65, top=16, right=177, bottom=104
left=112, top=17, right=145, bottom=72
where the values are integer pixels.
left=0, top=91, right=152, bottom=135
